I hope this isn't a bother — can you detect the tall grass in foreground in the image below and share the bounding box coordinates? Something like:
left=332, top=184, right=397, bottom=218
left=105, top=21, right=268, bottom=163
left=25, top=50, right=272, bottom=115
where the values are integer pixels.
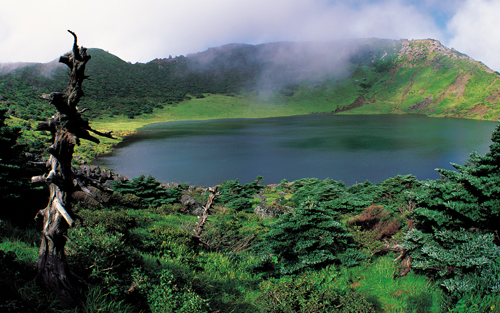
left=338, top=256, right=445, bottom=312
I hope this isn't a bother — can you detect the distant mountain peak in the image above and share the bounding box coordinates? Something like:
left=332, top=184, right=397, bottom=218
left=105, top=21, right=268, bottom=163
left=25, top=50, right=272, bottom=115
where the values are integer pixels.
left=1, top=39, right=499, bottom=121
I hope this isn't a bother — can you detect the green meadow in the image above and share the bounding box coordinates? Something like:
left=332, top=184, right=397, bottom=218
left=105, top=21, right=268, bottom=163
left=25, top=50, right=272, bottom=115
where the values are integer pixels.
left=2, top=38, right=500, bottom=312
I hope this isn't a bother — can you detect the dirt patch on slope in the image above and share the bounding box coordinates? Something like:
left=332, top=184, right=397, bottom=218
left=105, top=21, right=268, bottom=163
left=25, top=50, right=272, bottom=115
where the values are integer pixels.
left=432, top=72, right=471, bottom=107
left=485, top=88, right=500, bottom=103
left=446, top=73, right=471, bottom=98
left=333, top=95, right=366, bottom=113
left=469, top=104, right=489, bottom=118
left=407, top=95, right=433, bottom=111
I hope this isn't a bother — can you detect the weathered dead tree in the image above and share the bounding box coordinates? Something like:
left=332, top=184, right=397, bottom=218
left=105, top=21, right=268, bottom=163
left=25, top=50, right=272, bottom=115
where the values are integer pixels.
left=31, top=30, right=114, bottom=305
left=191, top=186, right=218, bottom=248
left=189, top=186, right=256, bottom=252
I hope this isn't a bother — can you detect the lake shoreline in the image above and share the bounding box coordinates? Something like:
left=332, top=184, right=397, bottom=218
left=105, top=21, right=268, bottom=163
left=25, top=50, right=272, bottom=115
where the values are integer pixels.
left=89, top=110, right=480, bottom=162
left=85, top=91, right=498, bottom=164
left=92, top=114, right=499, bottom=187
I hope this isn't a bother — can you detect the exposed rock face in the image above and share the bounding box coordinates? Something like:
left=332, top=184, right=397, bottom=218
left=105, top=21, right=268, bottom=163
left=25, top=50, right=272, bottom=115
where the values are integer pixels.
left=180, top=194, right=205, bottom=216
left=73, top=165, right=128, bottom=190
left=254, top=205, right=276, bottom=218
left=333, top=95, right=366, bottom=113
left=407, top=95, right=433, bottom=111
left=398, top=39, right=473, bottom=65
left=254, top=201, right=292, bottom=218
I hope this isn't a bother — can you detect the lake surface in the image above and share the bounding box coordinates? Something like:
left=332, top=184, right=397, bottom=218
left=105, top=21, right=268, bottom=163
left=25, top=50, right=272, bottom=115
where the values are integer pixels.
left=93, top=114, right=499, bottom=187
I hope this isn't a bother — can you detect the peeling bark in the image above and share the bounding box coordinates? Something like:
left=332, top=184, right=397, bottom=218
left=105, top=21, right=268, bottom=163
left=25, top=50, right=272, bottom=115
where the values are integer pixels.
left=31, top=30, right=114, bottom=305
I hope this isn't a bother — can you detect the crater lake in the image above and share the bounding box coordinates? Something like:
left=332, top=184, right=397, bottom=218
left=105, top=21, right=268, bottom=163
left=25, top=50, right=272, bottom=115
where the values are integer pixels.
left=92, top=114, right=499, bottom=187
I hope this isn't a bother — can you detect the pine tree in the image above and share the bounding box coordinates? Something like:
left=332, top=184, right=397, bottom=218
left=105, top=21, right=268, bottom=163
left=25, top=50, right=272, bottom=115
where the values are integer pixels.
left=0, top=109, right=23, bottom=199
left=253, top=199, right=362, bottom=275
left=403, top=123, right=500, bottom=295
left=0, top=109, right=42, bottom=219
left=111, top=174, right=180, bottom=207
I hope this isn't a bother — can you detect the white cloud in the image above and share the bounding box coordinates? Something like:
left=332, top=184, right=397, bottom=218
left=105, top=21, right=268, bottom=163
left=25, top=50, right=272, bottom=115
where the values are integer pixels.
left=0, top=0, right=445, bottom=64
left=446, top=0, right=500, bottom=71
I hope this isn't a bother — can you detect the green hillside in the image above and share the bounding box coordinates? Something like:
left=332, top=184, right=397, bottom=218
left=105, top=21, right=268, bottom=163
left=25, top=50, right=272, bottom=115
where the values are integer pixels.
left=1, top=38, right=499, bottom=122
left=1, top=38, right=500, bottom=312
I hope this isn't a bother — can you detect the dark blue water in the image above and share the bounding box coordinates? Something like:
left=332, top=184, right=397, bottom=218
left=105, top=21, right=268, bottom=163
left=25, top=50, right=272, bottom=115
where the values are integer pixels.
left=93, top=114, right=499, bottom=186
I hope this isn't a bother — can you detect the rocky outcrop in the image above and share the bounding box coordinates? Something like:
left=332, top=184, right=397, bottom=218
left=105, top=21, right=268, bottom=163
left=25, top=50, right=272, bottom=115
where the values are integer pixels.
left=333, top=95, right=367, bottom=113
left=73, top=165, right=128, bottom=190
left=180, top=194, right=205, bottom=216
left=399, top=39, right=473, bottom=65
left=254, top=201, right=292, bottom=218
left=407, top=95, right=433, bottom=111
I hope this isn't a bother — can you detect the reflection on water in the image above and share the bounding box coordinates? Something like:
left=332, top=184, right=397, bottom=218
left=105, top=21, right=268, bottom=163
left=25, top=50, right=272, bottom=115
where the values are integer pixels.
left=93, top=114, right=498, bottom=186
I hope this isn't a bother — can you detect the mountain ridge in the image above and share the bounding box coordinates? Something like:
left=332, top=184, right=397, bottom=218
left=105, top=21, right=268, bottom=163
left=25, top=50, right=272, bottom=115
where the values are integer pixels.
left=1, top=38, right=499, bottom=121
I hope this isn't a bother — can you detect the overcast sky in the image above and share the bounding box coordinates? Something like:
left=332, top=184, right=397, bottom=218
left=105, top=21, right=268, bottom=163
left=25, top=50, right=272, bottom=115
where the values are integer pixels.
left=1, top=0, right=500, bottom=71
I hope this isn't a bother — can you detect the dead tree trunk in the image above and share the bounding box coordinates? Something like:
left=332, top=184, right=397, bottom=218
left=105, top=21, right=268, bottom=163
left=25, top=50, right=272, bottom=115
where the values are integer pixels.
left=31, top=30, right=114, bottom=305
left=191, top=186, right=218, bottom=248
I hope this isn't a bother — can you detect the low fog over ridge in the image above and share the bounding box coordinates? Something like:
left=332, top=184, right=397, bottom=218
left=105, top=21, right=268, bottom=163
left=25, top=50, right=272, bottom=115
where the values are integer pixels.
left=185, top=39, right=401, bottom=96
left=0, top=58, right=64, bottom=77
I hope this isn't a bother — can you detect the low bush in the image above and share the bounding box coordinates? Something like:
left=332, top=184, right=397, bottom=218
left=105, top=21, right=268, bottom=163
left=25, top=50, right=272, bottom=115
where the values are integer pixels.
left=216, top=176, right=263, bottom=212
left=255, top=276, right=377, bottom=312
left=67, top=224, right=142, bottom=296
left=111, top=175, right=181, bottom=208
left=253, top=199, right=365, bottom=275
left=144, top=268, right=211, bottom=313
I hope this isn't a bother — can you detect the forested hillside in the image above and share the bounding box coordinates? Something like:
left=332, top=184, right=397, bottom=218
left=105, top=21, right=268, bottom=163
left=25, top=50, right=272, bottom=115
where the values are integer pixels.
left=1, top=38, right=499, bottom=121
left=1, top=38, right=500, bottom=312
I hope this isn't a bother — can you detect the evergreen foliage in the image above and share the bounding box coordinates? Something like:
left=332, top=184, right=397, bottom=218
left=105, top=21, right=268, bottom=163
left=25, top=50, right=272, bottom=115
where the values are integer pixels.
left=216, top=176, right=263, bottom=211
left=253, top=200, right=364, bottom=275
left=0, top=109, right=23, bottom=199
left=111, top=174, right=181, bottom=207
left=145, top=268, right=210, bottom=313
left=4, top=38, right=498, bottom=122
left=0, top=109, right=44, bottom=221
left=281, top=175, right=421, bottom=215
left=404, top=123, right=500, bottom=296
left=256, top=275, right=377, bottom=312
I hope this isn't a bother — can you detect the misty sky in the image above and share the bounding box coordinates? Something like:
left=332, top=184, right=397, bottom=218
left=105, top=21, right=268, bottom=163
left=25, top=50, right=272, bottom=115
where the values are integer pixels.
left=1, top=0, right=500, bottom=71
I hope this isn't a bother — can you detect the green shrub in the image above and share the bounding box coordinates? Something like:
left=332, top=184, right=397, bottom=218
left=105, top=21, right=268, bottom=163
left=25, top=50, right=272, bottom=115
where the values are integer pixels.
left=404, top=123, right=500, bottom=297
left=135, top=224, right=192, bottom=258
left=194, top=210, right=262, bottom=252
left=285, top=178, right=391, bottom=215
left=253, top=199, right=365, bottom=275
left=67, top=224, right=142, bottom=296
left=0, top=109, right=45, bottom=221
left=255, top=276, right=377, bottom=312
left=145, top=268, right=210, bottom=313
left=74, top=209, right=138, bottom=235
left=216, top=176, right=263, bottom=211
left=449, top=293, right=500, bottom=312
left=111, top=175, right=181, bottom=208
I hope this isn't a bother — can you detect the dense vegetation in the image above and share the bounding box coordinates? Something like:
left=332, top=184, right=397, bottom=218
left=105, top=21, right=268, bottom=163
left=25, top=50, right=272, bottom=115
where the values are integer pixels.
left=1, top=38, right=500, bottom=312
left=1, top=100, right=499, bottom=311
left=2, top=38, right=500, bottom=123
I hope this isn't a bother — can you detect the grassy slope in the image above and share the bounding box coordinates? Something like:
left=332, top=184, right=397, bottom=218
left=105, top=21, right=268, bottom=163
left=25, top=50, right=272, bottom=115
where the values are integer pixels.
left=5, top=39, right=500, bottom=162
left=0, top=184, right=449, bottom=313
left=84, top=93, right=324, bottom=161
left=5, top=41, right=500, bottom=312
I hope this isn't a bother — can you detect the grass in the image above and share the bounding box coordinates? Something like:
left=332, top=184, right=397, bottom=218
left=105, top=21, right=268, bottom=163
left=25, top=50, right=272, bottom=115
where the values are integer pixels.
left=335, top=255, right=446, bottom=312
left=0, top=185, right=465, bottom=313
left=7, top=50, right=499, bottom=164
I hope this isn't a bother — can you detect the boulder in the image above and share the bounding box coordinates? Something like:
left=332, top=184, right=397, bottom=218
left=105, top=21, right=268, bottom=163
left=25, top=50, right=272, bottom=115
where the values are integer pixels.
left=254, top=202, right=292, bottom=218
left=254, top=205, right=276, bottom=219
left=180, top=194, right=205, bottom=216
